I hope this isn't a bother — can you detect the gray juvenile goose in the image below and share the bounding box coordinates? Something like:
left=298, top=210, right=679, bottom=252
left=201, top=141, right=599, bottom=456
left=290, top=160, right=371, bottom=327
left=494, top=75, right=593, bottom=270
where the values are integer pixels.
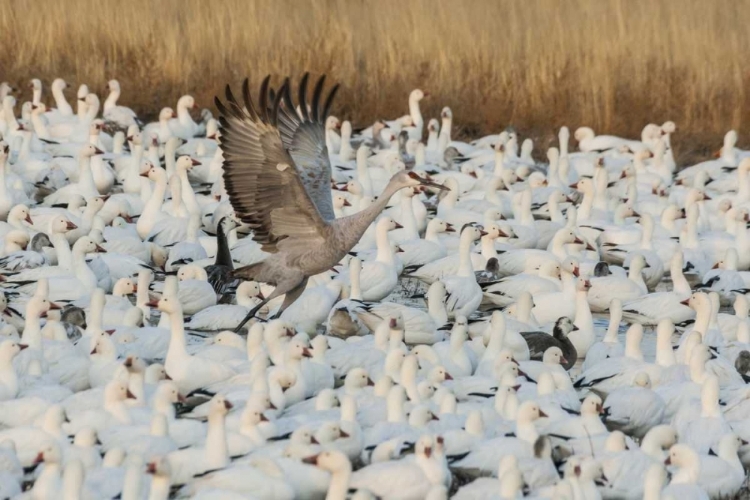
left=216, top=74, right=448, bottom=332
left=521, top=316, right=579, bottom=370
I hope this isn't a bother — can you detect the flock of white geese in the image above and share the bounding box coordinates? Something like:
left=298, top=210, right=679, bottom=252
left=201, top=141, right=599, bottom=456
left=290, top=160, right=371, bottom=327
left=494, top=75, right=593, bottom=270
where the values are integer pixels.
left=0, top=77, right=748, bottom=500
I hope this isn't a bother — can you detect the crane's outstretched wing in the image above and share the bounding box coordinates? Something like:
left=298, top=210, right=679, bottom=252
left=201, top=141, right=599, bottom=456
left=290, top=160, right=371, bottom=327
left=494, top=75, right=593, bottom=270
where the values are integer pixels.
left=216, top=75, right=337, bottom=253
left=276, top=73, right=339, bottom=222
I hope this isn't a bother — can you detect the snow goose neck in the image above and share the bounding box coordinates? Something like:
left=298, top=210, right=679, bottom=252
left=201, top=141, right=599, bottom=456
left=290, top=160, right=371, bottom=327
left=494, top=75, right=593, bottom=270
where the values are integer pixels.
left=439, top=224, right=484, bottom=318
left=303, top=449, right=352, bottom=500
left=0, top=340, right=24, bottom=401
left=145, top=456, right=172, bottom=500
left=167, top=395, right=232, bottom=485
left=30, top=442, right=63, bottom=500
left=149, top=295, right=234, bottom=394
left=358, top=216, right=400, bottom=301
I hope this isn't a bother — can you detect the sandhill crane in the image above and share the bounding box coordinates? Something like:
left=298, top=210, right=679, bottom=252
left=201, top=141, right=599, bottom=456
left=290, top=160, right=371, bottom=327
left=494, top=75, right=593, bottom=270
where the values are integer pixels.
left=216, top=74, right=448, bottom=332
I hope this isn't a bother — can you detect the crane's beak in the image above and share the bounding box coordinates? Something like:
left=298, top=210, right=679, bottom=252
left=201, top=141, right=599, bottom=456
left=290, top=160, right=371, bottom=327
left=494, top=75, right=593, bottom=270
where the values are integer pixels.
left=419, top=179, right=449, bottom=191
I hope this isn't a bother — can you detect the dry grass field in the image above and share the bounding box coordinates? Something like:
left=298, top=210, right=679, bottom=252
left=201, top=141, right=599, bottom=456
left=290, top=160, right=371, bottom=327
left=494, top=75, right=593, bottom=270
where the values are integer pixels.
left=0, top=0, right=749, bottom=160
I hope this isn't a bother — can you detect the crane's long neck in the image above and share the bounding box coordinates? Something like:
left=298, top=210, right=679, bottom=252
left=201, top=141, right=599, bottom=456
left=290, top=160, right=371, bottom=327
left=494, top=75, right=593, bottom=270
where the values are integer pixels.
left=335, top=181, right=403, bottom=252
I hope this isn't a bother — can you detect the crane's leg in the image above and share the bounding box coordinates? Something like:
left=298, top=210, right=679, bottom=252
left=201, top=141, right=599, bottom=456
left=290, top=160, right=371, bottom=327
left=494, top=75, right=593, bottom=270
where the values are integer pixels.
left=232, top=297, right=272, bottom=333
left=270, top=278, right=308, bottom=320
left=233, top=277, right=307, bottom=333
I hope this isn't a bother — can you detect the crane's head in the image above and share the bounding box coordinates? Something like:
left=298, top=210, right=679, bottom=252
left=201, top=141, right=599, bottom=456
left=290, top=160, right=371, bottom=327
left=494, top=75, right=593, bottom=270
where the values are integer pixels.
left=396, top=171, right=449, bottom=192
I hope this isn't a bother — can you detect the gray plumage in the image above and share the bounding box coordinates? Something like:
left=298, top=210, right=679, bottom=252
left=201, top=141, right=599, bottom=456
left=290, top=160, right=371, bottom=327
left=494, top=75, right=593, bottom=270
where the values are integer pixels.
left=735, top=350, right=750, bottom=382
left=593, top=261, right=611, bottom=277
left=521, top=316, right=578, bottom=370
left=61, top=305, right=86, bottom=342
left=205, top=216, right=239, bottom=301
left=216, top=73, right=448, bottom=332
left=475, top=257, right=501, bottom=284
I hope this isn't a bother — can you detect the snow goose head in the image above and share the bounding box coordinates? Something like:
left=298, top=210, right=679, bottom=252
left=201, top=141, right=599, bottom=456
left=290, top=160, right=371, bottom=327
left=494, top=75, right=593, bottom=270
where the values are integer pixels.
left=574, top=127, right=595, bottom=143
left=0, top=339, right=25, bottom=362
left=542, top=346, right=567, bottom=367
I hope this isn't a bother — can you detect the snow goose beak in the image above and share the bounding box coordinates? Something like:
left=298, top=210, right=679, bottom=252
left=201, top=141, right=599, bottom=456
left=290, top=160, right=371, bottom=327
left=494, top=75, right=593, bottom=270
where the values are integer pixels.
left=93, top=147, right=104, bottom=155
left=146, top=461, right=158, bottom=474
left=24, top=214, right=33, bottom=225
left=561, top=357, right=570, bottom=366
left=337, top=184, right=348, bottom=192
left=123, top=214, right=133, bottom=223
left=512, top=384, right=521, bottom=391
left=256, top=289, right=265, bottom=300
left=302, top=454, right=319, bottom=465
left=497, top=228, right=509, bottom=238
left=90, top=346, right=97, bottom=355
left=66, top=221, right=78, bottom=230
left=190, top=158, right=201, bottom=166
left=224, top=400, right=234, bottom=410
left=479, top=229, right=488, bottom=237
left=703, top=194, right=712, bottom=200
left=343, top=199, right=352, bottom=207
left=124, top=357, right=133, bottom=367
left=33, top=451, right=44, bottom=464
left=310, top=436, right=320, bottom=445
left=366, top=377, right=375, bottom=386
left=742, top=438, right=749, bottom=446
left=445, top=223, right=455, bottom=233
left=680, top=298, right=690, bottom=306
left=105, top=329, right=116, bottom=336
left=573, top=267, right=580, bottom=277
left=664, top=456, right=671, bottom=465
left=596, top=403, right=603, bottom=414
left=126, top=389, right=137, bottom=399
left=393, top=221, right=403, bottom=229
left=445, top=372, right=454, bottom=380
left=573, top=236, right=584, bottom=245
left=302, top=347, right=313, bottom=358
left=164, top=373, right=172, bottom=381
left=713, top=149, right=722, bottom=158
left=145, top=298, right=160, bottom=308
left=260, top=413, right=269, bottom=422
left=177, top=393, right=186, bottom=403
left=18, top=343, right=28, bottom=350
left=396, top=246, right=404, bottom=253
left=340, top=429, right=350, bottom=438
left=469, top=171, right=478, bottom=178
left=712, top=262, right=720, bottom=269
left=572, top=324, right=580, bottom=331
left=431, top=413, right=440, bottom=421
left=424, top=446, right=432, bottom=458
left=539, top=409, right=548, bottom=418
left=389, top=318, right=398, bottom=328
left=569, top=182, right=578, bottom=189
left=95, top=244, right=107, bottom=253
left=49, top=301, right=62, bottom=310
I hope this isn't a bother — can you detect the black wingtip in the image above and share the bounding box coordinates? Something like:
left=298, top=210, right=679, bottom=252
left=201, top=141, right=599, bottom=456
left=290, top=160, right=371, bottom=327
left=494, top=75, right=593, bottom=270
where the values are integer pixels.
left=322, top=83, right=339, bottom=120
left=298, top=72, right=310, bottom=121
